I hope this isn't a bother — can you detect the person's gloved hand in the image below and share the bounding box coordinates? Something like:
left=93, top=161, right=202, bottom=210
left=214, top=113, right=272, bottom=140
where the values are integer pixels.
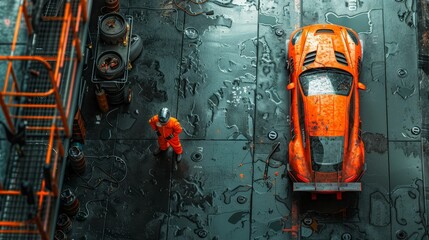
left=156, top=130, right=161, bottom=137
left=166, top=134, right=174, bottom=140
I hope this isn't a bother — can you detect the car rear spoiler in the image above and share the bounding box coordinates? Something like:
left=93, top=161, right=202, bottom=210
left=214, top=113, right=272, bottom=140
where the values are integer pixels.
left=293, top=182, right=362, bottom=192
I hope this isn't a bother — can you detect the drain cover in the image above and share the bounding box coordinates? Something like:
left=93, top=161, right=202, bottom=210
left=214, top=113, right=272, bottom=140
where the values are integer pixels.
left=196, top=229, right=208, bottom=238
left=191, top=151, right=203, bottom=162
left=185, top=27, right=199, bottom=39
left=268, top=130, right=278, bottom=140
left=237, top=195, right=247, bottom=204
left=396, top=230, right=407, bottom=239
left=303, top=217, right=312, bottom=226
left=76, top=211, right=88, bottom=221
left=397, top=68, right=408, bottom=78
left=275, top=28, right=284, bottom=36
left=411, top=126, right=421, bottom=135
left=342, top=233, right=352, bottom=240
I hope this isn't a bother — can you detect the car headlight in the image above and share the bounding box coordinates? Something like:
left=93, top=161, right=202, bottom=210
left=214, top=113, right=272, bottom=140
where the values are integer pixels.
left=291, top=29, right=303, bottom=45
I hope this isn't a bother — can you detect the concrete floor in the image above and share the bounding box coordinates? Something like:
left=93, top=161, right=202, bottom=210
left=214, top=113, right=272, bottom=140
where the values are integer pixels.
left=1, top=0, right=429, bottom=239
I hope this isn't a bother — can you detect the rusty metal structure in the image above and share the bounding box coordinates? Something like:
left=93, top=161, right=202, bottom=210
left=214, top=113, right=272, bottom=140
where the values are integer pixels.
left=0, top=0, right=89, bottom=239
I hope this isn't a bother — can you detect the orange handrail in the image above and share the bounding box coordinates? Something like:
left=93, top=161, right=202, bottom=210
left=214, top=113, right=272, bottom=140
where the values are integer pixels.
left=7, top=103, right=57, bottom=108
left=3, top=0, right=25, bottom=93
left=0, top=190, right=54, bottom=197
left=22, top=0, right=33, bottom=35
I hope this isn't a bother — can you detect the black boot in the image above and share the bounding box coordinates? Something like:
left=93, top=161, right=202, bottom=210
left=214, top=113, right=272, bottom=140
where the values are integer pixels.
left=153, top=148, right=162, bottom=156
left=176, top=154, right=182, bottom=163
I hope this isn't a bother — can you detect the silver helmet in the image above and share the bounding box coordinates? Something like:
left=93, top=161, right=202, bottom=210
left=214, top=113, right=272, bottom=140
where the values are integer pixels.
left=158, top=108, right=171, bottom=124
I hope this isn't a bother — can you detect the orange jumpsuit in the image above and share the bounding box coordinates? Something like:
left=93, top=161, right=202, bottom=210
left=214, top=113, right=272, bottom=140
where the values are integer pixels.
left=149, top=115, right=183, bottom=154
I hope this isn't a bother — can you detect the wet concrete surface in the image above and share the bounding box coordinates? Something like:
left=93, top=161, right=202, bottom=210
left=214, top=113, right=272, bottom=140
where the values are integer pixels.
left=0, top=0, right=428, bottom=239
left=65, top=0, right=429, bottom=239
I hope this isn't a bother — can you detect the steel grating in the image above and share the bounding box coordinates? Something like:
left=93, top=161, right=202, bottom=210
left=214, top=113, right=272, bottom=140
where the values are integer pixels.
left=22, top=0, right=81, bottom=137
left=1, top=139, right=61, bottom=237
left=43, top=0, right=66, bottom=17
left=22, top=61, right=57, bottom=137
left=0, top=0, right=89, bottom=239
left=4, top=140, right=59, bottom=190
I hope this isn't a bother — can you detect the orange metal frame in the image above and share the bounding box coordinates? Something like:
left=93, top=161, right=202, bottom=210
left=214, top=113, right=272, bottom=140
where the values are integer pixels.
left=0, top=0, right=87, bottom=239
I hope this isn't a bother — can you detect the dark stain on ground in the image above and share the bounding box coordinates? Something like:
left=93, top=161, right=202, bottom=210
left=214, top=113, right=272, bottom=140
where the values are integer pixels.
left=134, top=60, right=168, bottom=102
left=395, top=0, right=417, bottom=28
left=369, top=191, right=391, bottom=227
left=362, top=132, right=388, bottom=154
left=394, top=141, right=421, bottom=158
left=228, top=211, right=249, bottom=224
left=171, top=178, right=214, bottom=213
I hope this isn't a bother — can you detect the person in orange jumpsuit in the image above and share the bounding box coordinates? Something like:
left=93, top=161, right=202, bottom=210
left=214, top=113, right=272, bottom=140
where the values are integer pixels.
left=149, top=108, right=183, bottom=162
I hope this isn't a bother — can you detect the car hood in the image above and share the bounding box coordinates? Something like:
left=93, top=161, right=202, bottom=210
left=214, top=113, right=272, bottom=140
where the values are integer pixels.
left=305, top=94, right=347, bottom=136
left=292, top=25, right=360, bottom=73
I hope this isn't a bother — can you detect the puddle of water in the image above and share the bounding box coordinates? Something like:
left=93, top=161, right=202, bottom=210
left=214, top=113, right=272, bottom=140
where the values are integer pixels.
left=301, top=226, right=313, bottom=237
left=274, top=194, right=290, bottom=211
left=208, top=92, right=221, bottom=109
left=259, top=13, right=278, bottom=26
left=390, top=180, right=425, bottom=239
left=258, top=36, right=274, bottom=64
left=369, top=191, right=390, bottom=227
left=225, top=104, right=253, bottom=140
left=217, top=58, right=238, bottom=73
left=325, top=11, right=372, bottom=34
left=170, top=175, right=214, bottom=214
left=228, top=211, right=249, bottom=224
left=370, top=61, right=385, bottom=82
left=240, top=36, right=274, bottom=69
left=212, top=0, right=234, bottom=7
left=385, top=42, right=399, bottom=58
left=391, top=83, right=415, bottom=100
left=182, top=101, right=202, bottom=137
left=117, top=113, right=136, bottom=131
left=264, top=86, right=282, bottom=105
left=239, top=38, right=257, bottom=59
left=395, top=0, right=417, bottom=28
left=267, top=218, right=284, bottom=231
left=215, top=15, right=233, bottom=28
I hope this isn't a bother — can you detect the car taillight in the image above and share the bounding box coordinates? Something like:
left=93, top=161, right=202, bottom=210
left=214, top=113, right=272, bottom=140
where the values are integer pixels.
left=344, top=174, right=358, bottom=182
left=295, top=172, right=310, bottom=183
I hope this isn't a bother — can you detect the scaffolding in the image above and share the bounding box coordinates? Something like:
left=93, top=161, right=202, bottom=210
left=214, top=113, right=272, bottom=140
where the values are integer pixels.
left=0, top=0, right=88, bottom=239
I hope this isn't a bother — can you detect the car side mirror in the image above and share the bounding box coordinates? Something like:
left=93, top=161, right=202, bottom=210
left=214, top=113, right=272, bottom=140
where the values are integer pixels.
left=287, top=82, right=295, bottom=90
left=357, top=82, right=366, bottom=90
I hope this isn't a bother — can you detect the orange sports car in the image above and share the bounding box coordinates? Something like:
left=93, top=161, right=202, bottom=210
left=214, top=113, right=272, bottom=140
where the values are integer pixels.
left=285, top=24, right=366, bottom=198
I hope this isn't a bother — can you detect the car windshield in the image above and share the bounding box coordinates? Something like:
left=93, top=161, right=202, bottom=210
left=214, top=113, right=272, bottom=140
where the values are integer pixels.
left=299, top=68, right=353, bottom=96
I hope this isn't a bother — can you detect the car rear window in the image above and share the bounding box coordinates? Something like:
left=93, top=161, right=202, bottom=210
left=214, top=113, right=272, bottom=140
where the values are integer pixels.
left=299, top=68, right=353, bottom=96
left=310, top=136, right=344, bottom=172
